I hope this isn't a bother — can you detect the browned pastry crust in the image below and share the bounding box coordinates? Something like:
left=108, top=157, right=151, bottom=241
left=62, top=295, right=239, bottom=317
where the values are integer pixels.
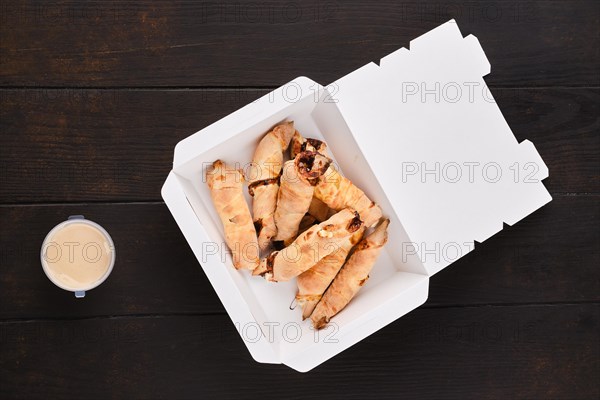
left=247, top=122, right=295, bottom=251
left=314, top=165, right=383, bottom=227
left=296, top=227, right=365, bottom=319
left=206, top=160, right=260, bottom=270
left=289, top=130, right=328, bottom=159
left=273, top=151, right=331, bottom=242
left=253, top=208, right=363, bottom=282
left=311, top=219, right=389, bottom=329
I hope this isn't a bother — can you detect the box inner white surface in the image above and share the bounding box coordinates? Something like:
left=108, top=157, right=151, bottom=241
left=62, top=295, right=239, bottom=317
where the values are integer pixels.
left=172, top=87, right=428, bottom=362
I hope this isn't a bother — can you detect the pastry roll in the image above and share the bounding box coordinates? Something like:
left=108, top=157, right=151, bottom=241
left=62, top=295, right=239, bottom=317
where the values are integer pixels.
left=274, top=151, right=331, bottom=242
left=247, top=121, right=295, bottom=251
left=290, top=132, right=333, bottom=222
left=296, top=227, right=364, bottom=320
left=206, top=160, right=260, bottom=270
left=311, top=219, right=389, bottom=329
left=290, top=130, right=327, bottom=159
left=314, top=165, right=383, bottom=227
left=253, top=208, right=363, bottom=282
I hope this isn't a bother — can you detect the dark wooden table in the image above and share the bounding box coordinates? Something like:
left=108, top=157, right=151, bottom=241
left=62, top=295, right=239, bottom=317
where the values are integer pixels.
left=1, top=1, right=598, bottom=399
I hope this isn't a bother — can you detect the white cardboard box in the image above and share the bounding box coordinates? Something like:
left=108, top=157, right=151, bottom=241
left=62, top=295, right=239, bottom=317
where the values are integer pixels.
left=161, top=20, right=551, bottom=372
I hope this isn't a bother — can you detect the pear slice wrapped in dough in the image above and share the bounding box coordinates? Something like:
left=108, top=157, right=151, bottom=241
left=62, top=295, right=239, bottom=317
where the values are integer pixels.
left=273, top=151, right=331, bottom=243
left=311, top=218, right=390, bottom=329
left=206, top=160, right=260, bottom=270
left=314, top=165, right=383, bottom=228
left=247, top=121, right=295, bottom=251
left=253, top=208, right=363, bottom=282
left=289, top=132, right=331, bottom=222
left=290, top=130, right=328, bottom=159
left=290, top=131, right=382, bottom=227
left=296, top=227, right=364, bottom=320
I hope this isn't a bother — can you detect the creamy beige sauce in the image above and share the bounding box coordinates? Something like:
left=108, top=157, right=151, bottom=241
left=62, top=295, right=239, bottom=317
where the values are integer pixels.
left=42, top=222, right=113, bottom=290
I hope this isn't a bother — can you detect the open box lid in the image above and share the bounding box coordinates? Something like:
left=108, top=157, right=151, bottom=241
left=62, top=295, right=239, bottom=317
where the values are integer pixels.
left=329, top=20, right=551, bottom=276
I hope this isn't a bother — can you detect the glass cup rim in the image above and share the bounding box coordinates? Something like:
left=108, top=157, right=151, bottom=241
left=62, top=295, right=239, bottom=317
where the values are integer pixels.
left=40, top=218, right=116, bottom=293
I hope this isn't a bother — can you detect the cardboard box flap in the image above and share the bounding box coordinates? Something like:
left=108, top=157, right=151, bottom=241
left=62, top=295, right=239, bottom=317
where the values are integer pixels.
left=330, top=20, right=551, bottom=275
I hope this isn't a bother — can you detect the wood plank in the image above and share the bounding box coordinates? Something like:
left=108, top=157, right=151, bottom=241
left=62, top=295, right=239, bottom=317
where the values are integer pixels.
left=428, top=194, right=600, bottom=306
left=1, top=88, right=597, bottom=204
left=0, top=88, right=266, bottom=203
left=0, top=196, right=597, bottom=319
left=1, top=304, right=598, bottom=399
left=1, top=1, right=598, bottom=87
left=493, top=88, right=599, bottom=194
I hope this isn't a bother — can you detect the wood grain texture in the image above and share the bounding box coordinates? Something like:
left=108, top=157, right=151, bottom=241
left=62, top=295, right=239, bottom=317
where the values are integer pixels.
left=1, top=195, right=597, bottom=319
left=1, top=88, right=597, bottom=204
left=0, top=88, right=265, bottom=203
left=1, top=1, right=598, bottom=87
left=1, top=1, right=598, bottom=398
left=1, top=304, right=598, bottom=399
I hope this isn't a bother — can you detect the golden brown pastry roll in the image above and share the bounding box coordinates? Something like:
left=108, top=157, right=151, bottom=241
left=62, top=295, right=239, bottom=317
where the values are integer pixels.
left=296, top=227, right=364, bottom=320
left=247, top=122, right=295, bottom=251
left=314, top=165, right=383, bottom=227
left=253, top=208, right=363, bottom=282
left=289, top=132, right=333, bottom=222
left=311, top=219, right=390, bottom=329
left=290, top=130, right=327, bottom=159
left=273, top=151, right=331, bottom=242
left=206, top=160, right=260, bottom=270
